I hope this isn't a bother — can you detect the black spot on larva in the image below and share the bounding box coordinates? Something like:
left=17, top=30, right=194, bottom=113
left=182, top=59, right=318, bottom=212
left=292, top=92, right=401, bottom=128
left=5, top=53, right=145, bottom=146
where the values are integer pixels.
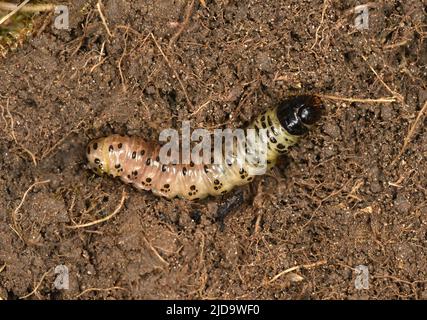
left=214, top=179, right=220, bottom=185
left=240, top=175, right=245, bottom=179
left=115, top=164, right=121, bottom=169
left=188, top=192, right=192, bottom=196
left=239, top=168, right=244, bottom=174
left=93, top=142, right=98, bottom=150
left=94, top=158, right=100, bottom=164
left=87, top=146, right=90, bottom=154
left=204, top=165, right=209, bottom=173
left=214, top=186, right=218, bottom=190
left=277, top=143, right=286, bottom=149
left=261, top=121, right=267, bottom=129
left=261, top=115, right=266, bottom=122
left=146, top=177, right=152, bottom=183
left=190, top=185, right=196, bottom=190
left=155, top=156, right=160, bottom=162
left=118, top=143, right=123, bottom=149
left=127, top=175, right=131, bottom=179
left=270, top=136, right=277, bottom=143
left=141, top=150, right=145, bottom=156
left=146, top=158, right=151, bottom=165
left=267, top=116, right=273, bottom=127
left=132, top=151, right=136, bottom=159
left=247, top=177, right=253, bottom=181
left=109, top=145, right=114, bottom=152
left=267, top=160, right=272, bottom=164
left=221, top=190, right=227, bottom=194
left=190, top=161, right=194, bottom=167
left=182, top=167, right=187, bottom=176
left=164, top=183, right=170, bottom=188
left=132, top=170, right=138, bottom=176
left=162, top=164, right=167, bottom=172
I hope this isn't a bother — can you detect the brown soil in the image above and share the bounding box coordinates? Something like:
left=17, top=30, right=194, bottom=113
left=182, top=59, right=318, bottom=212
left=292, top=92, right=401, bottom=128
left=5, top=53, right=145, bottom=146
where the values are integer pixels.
left=0, top=0, right=426, bottom=300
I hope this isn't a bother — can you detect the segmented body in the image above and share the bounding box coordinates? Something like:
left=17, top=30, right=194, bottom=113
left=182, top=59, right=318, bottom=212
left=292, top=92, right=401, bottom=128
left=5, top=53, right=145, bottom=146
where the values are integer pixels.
left=86, top=95, right=322, bottom=200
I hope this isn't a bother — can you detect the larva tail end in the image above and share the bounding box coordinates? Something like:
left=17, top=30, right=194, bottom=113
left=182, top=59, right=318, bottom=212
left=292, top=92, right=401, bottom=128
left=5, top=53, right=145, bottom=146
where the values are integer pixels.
left=276, top=95, right=323, bottom=136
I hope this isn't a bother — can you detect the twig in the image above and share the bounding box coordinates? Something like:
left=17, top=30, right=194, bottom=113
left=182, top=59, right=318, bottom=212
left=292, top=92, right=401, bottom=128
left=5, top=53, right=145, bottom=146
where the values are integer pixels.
left=96, top=0, right=113, bottom=37
left=383, top=39, right=410, bottom=50
left=0, top=1, right=54, bottom=13
left=19, top=269, right=52, bottom=299
left=311, top=0, right=329, bottom=49
left=89, top=40, right=107, bottom=72
left=192, top=232, right=207, bottom=297
left=74, top=286, right=127, bottom=299
left=142, top=234, right=169, bottom=266
left=318, top=94, right=396, bottom=104
left=2, top=95, right=37, bottom=166
left=169, top=0, right=195, bottom=47
left=150, top=32, right=194, bottom=109
left=391, top=100, right=427, bottom=166
left=373, top=274, right=427, bottom=285
left=10, top=180, right=51, bottom=241
left=117, top=27, right=129, bottom=92
left=189, top=100, right=210, bottom=116
left=0, top=101, right=8, bottom=131
left=268, top=260, right=327, bottom=284
left=66, top=189, right=127, bottom=229
left=198, top=232, right=205, bottom=270
left=0, top=0, right=30, bottom=25
left=90, top=57, right=107, bottom=73
left=254, top=213, right=262, bottom=234
left=362, top=55, right=404, bottom=102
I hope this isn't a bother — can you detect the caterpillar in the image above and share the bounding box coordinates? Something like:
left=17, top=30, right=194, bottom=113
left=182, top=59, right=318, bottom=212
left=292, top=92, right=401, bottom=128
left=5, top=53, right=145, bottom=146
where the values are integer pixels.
left=86, top=95, right=322, bottom=200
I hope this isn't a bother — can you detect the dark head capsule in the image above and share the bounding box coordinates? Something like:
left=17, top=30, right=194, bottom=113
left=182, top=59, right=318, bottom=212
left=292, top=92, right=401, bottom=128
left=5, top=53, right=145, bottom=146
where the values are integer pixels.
left=276, top=95, right=322, bottom=136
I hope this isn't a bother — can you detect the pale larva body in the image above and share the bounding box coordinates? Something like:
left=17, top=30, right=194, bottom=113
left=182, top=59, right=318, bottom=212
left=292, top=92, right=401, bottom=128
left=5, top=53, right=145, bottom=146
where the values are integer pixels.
left=86, top=95, right=322, bottom=200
